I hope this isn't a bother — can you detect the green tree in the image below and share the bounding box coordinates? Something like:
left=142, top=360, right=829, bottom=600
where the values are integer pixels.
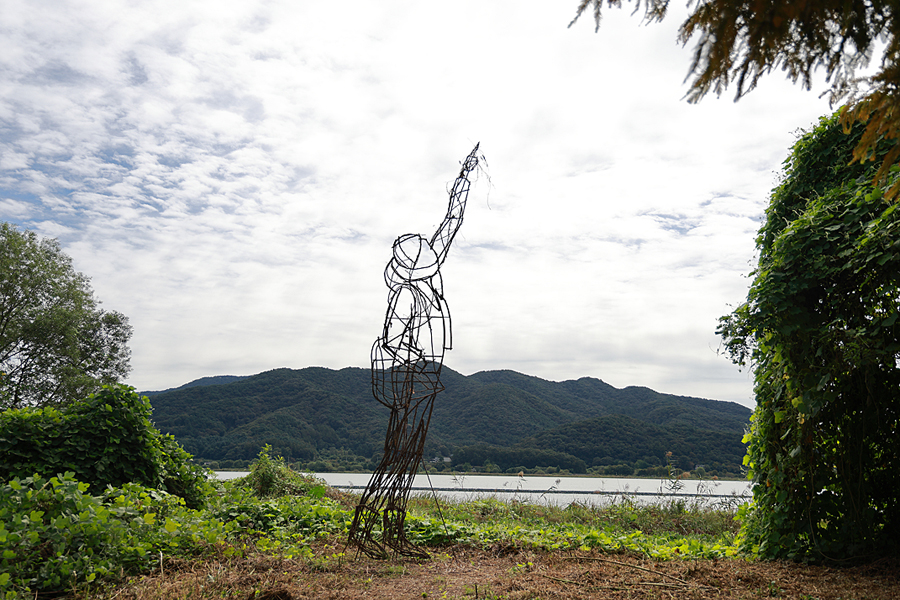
left=0, top=222, right=132, bottom=408
left=571, top=0, right=900, bottom=197
left=719, top=113, right=900, bottom=560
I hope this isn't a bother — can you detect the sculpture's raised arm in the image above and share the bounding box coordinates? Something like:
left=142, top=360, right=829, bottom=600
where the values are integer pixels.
left=430, top=143, right=480, bottom=265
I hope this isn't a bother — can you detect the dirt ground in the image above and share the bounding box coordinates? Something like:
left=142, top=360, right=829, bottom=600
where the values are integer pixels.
left=110, top=544, right=900, bottom=600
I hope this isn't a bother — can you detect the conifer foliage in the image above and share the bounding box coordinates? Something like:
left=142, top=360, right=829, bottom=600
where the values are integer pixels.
left=571, top=0, right=900, bottom=197
left=719, top=114, right=900, bottom=561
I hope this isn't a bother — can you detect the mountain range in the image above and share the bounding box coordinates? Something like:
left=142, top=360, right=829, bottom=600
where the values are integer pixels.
left=145, top=366, right=752, bottom=475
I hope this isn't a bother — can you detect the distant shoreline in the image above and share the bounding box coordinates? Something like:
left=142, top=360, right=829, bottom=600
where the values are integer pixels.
left=210, top=468, right=747, bottom=482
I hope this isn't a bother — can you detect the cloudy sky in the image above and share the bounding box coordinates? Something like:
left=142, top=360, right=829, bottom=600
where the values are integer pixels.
left=1, top=1, right=837, bottom=407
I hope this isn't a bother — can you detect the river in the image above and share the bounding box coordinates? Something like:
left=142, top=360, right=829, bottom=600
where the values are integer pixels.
left=214, top=471, right=752, bottom=507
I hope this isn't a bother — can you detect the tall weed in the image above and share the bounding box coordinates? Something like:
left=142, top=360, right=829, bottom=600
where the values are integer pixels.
left=239, top=445, right=325, bottom=499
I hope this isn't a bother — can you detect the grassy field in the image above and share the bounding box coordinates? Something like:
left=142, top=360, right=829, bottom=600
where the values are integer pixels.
left=77, top=490, right=899, bottom=600
left=4, top=450, right=898, bottom=599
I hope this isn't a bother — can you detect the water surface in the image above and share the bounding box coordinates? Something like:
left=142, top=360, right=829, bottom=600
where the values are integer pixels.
left=213, top=471, right=751, bottom=507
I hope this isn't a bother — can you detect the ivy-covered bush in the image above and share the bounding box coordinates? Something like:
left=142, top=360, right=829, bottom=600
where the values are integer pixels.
left=0, top=473, right=236, bottom=598
left=0, top=473, right=149, bottom=596
left=0, top=385, right=210, bottom=507
left=720, top=113, right=900, bottom=561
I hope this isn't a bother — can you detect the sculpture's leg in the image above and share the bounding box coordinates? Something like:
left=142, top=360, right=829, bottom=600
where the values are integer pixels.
left=348, top=406, right=406, bottom=558
left=348, top=476, right=390, bottom=558
left=380, top=393, right=436, bottom=558
left=347, top=394, right=437, bottom=559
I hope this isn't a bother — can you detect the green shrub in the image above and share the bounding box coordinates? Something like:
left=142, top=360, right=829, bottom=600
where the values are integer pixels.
left=0, top=385, right=210, bottom=507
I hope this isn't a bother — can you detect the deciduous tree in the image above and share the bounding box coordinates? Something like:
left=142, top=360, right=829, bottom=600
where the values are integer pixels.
left=0, top=222, right=132, bottom=408
left=571, top=0, right=900, bottom=196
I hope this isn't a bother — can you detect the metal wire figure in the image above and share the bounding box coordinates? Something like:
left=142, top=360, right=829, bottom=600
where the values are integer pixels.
left=347, top=143, right=480, bottom=559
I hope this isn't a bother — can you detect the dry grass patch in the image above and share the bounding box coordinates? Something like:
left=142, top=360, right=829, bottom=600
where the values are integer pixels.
left=82, top=543, right=900, bottom=600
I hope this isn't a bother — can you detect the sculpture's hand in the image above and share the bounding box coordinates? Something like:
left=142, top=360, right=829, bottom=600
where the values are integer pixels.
left=430, top=143, right=479, bottom=265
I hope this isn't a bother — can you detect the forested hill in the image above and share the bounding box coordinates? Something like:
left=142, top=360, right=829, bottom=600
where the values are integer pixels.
left=143, top=375, right=249, bottom=396
left=146, top=367, right=751, bottom=476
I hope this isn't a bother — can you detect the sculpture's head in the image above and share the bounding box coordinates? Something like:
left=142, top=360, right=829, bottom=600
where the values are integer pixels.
left=385, top=233, right=439, bottom=285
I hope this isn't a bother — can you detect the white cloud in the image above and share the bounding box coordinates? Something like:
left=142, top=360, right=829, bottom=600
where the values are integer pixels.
left=0, top=0, right=838, bottom=407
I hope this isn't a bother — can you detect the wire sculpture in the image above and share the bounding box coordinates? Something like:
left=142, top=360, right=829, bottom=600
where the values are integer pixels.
left=347, top=143, right=481, bottom=559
